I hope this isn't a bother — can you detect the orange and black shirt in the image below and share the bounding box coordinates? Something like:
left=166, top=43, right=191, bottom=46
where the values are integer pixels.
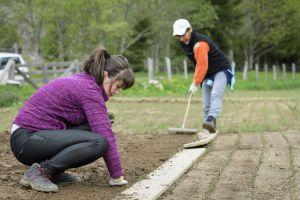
left=180, top=31, right=230, bottom=85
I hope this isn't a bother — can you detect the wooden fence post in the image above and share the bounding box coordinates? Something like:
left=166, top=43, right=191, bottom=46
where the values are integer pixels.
left=255, top=63, right=259, bottom=80
left=231, top=60, right=236, bottom=70
left=7, top=60, right=15, bottom=80
left=0, top=59, right=15, bottom=84
left=292, top=63, right=296, bottom=79
left=165, top=57, right=172, bottom=80
left=282, top=63, right=286, bottom=79
left=243, top=61, right=248, bottom=80
left=273, top=65, right=277, bottom=80
left=60, top=60, right=77, bottom=77
left=264, top=63, right=268, bottom=80
left=53, top=65, right=57, bottom=78
left=15, top=66, right=39, bottom=89
left=75, top=59, right=80, bottom=72
left=183, top=59, right=188, bottom=80
left=147, top=57, right=154, bottom=82
left=43, top=64, right=48, bottom=83
left=154, top=58, right=159, bottom=73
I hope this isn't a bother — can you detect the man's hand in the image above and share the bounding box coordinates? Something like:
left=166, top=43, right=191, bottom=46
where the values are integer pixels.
left=189, top=82, right=199, bottom=94
left=109, top=176, right=128, bottom=186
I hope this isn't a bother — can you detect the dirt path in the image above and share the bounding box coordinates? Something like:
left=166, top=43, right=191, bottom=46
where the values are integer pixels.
left=254, top=132, right=290, bottom=200
left=161, top=134, right=238, bottom=200
left=282, top=132, right=300, bottom=200
left=209, top=133, right=262, bottom=200
left=161, top=132, right=299, bottom=200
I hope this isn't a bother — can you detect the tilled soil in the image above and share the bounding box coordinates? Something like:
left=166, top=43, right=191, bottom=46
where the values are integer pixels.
left=0, top=131, right=195, bottom=200
left=1, top=130, right=299, bottom=200
left=161, top=132, right=300, bottom=200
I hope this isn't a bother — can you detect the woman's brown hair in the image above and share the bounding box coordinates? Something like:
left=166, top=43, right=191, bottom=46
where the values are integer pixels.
left=83, top=47, right=134, bottom=89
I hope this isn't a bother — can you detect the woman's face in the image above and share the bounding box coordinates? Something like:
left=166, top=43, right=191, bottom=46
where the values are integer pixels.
left=103, top=72, right=124, bottom=97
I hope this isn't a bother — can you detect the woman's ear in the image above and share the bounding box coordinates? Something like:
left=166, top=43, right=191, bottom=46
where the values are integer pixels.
left=104, top=71, right=109, bottom=78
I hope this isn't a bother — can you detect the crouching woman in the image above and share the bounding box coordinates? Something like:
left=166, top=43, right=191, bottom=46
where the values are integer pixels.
left=10, top=47, right=134, bottom=192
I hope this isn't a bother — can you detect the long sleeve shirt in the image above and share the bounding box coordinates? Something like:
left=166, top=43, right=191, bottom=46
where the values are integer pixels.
left=180, top=31, right=230, bottom=84
left=13, top=72, right=123, bottom=178
left=193, top=41, right=210, bottom=85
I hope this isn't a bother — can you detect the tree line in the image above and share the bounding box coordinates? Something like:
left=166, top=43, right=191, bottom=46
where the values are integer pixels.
left=1, top=0, right=299, bottom=72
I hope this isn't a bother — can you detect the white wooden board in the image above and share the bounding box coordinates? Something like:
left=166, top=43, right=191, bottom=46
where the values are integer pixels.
left=115, top=148, right=206, bottom=200
left=183, top=130, right=219, bottom=148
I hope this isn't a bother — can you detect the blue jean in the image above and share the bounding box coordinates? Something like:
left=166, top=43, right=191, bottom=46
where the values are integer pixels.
left=202, top=71, right=227, bottom=121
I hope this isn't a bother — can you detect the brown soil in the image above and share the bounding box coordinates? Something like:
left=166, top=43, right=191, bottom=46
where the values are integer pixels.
left=1, top=130, right=299, bottom=200
left=161, top=132, right=299, bottom=200
left=161, top=134, right=238, bottom=200
left=0, top=131, right=194, bottom=200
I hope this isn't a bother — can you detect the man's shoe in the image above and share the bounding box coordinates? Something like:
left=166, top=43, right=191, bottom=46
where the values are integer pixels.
left=202, top=116, right=217, bottom=133
left=20, top=163, right=59, bottom=192
left=51, top=172, right=81, bottom=184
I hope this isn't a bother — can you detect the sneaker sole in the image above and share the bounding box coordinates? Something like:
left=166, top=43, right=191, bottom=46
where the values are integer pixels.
left=53, top=179, right=80, bottom=185
left=52, top=175, right=81, bottom=185
left=202, top=123, right=216, bottom=133
left=20, top=178, right=59, bottom=193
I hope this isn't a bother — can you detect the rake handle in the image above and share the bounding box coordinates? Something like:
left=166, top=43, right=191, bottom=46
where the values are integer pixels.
left=181, top=92, right=193, bottom=129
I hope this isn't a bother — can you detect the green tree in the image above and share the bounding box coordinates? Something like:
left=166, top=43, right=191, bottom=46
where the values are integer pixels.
left=239, top=0, right=293, bottom=69
left=13, top=0, right=49, bottom=61
left=0, top=0, right=20, bottom=51
left=209, top=0, right=243, bottom=63
left=269, top=0, right=300, bottom=64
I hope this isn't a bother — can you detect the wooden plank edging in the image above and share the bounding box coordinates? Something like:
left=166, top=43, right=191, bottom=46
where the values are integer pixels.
left=115, top=148, right=206, bottom=200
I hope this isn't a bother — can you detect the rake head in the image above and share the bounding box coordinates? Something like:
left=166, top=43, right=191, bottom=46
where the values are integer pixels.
left=168, top=127, right=197, bottom=134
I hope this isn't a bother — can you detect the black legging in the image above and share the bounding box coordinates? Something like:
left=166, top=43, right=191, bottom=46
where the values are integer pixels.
left=10, top=124, right=108, bottom=176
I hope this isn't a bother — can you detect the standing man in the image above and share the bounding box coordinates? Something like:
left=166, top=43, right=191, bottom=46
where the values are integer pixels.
left=173, top=19, right=235, bottom=133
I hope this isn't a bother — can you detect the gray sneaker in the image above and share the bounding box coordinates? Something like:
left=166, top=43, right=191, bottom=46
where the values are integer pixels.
left=20, top=163, right=59, bottom=192
left=202, top=116, right=217, bottom=133
left=51, top=172, right=81, bottom=184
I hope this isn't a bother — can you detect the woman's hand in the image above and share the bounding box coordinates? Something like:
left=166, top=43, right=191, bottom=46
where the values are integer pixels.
left=108, top=112, right=115, bottom=124
left=109, top=176, right=128, bottom=186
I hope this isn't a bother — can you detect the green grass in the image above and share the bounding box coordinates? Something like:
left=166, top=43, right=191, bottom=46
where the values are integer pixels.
left=0, top=92, right=20, bottom=107
left=0, top=71, right=299, bottom=101
left=233, top=71, right=300, bottom=91
left=0, top=71, right=299, bottom=133
left=0, top=103, right=20, bottom=132
left=0, top=85, right=34, bottom=107
left=1, top=91, right=299, bottom=133
left=120, top=71, right=300, bottom=97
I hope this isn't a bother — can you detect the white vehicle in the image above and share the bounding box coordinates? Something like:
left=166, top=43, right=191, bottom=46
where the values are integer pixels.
left=0, top=52, right=29, bottom=81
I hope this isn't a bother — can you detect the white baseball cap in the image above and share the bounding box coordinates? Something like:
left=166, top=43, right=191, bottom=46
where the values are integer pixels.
left=172, top=19, right=191, bottom=36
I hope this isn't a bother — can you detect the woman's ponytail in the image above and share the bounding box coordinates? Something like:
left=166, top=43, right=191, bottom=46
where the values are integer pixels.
left=83, top=47, right=108, bottom=85
left=83, top=46, right=134, bottom=88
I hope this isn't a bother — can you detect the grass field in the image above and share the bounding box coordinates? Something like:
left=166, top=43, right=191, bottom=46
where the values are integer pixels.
left=1, top=89, right=299, bottom=134
left=0, top=71, right=299, bottom=133
left=0, top=71, right=299, bottom=103
left=110, top=91, right=300, bottom=134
